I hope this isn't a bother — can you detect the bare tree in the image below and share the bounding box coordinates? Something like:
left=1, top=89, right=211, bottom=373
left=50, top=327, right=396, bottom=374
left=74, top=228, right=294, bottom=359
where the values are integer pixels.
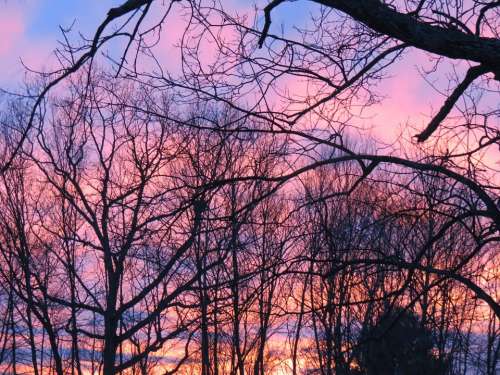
left=1, top=1, right=499, bottom=374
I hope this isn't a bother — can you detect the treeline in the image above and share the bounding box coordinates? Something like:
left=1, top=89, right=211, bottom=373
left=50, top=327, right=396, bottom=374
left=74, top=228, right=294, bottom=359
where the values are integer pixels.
left=0, top=73, right=497, bottom=375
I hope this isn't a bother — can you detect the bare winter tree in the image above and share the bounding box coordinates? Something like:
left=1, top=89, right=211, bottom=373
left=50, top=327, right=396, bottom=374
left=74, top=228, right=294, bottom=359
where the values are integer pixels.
left=0, top=1, right=498, bottom=374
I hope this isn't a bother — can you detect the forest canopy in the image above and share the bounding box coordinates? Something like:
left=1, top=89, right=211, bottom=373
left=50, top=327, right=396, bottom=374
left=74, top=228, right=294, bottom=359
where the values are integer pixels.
left=0, top=1, right=498, bottom=374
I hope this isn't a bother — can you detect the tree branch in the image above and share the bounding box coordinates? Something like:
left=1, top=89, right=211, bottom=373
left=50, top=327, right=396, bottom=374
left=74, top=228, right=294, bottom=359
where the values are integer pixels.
left=310, top=0, right=500, bottom=74
left=416, top=64, right=489, bottom=142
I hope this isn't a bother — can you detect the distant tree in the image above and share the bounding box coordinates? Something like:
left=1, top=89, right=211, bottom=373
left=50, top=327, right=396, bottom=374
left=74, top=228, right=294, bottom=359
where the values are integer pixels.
left=357, top=307, right=450, bottom=375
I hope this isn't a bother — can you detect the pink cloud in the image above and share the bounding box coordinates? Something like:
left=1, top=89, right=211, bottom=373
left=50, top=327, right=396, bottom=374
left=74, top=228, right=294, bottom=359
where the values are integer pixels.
left=0, top=4, right=59, bottom=88
left=0, top=9, right=24, bottom=58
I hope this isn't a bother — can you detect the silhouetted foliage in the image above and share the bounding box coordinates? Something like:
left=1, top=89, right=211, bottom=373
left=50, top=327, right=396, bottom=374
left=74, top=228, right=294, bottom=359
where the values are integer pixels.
left=357, top=307, right=450, bottom=375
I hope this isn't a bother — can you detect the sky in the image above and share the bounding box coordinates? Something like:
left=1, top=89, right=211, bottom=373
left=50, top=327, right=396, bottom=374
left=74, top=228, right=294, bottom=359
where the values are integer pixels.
left=0, top=0, right=485, bottom=149
left=0, top=3, right=497, bottom=372
left=0, top=0, right=311, bottom=84
left=0, top=1, right=113, bottom=83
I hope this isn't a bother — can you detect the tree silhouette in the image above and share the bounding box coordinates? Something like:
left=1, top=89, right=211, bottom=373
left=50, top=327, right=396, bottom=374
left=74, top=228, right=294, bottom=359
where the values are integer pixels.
left=0, top=1, right=499, bottom=374
left=357, top=307, right=450, bottom=375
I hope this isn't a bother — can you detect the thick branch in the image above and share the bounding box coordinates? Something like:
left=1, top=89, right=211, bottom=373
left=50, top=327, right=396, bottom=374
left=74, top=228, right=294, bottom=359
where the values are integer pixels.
left=416, top=65, right=489, bottom=142
left=258, top=0, right=286, bottom=48
left=312, top=0, right=500, bottom=73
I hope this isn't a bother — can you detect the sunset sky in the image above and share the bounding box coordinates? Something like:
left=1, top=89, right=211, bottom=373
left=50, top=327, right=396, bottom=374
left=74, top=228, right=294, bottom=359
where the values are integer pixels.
left=0, top=2, right=497, bottom=375
left=2, top=1, right=498, bottom=169
left=0, top=0, right=448, bottom=148
left=0, top=0, right=499, bottom=170
left=1, top=0, right=308, bottom=84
